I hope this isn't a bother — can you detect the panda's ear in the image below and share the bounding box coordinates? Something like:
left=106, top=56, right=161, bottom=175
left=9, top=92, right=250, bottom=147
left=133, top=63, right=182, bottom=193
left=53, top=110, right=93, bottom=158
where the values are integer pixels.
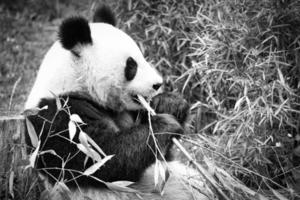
left=58, top=16, right=92, bottom=51
left=93, top=5, right=116, bottom=26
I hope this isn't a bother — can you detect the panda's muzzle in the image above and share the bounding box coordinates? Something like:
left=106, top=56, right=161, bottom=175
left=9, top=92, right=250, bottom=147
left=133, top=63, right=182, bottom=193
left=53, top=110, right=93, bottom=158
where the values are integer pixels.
left=131, top=94, right=147, bottom=105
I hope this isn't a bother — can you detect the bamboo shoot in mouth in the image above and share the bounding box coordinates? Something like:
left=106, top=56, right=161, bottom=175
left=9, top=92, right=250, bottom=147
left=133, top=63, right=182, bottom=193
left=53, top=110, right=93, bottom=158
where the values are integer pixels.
left=137, top=94, right=156, bottom=116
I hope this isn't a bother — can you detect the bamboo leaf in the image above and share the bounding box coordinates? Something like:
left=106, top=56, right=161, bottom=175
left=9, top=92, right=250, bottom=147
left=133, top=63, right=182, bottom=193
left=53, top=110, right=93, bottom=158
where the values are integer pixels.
left=68, top=121, right=76, bottom=141
left=277, top=68, right=285, bottom=86
left=9, top=171, right=14, bottom=198
left=39, top=149, right=57, bottom=156
left=234, top=96, right=244, bottom=111
left=83, top=155, right=114, bottom=176
left=274, top=99, right=288, bottom=116
left=86, top=134, right=107, bottom=157
left=50, top=91, right=62, bottom=110
left=79, top=131, right=89, bottom=148
left=77, top=144, right=89, bottom=155
left=22, top=105, right=48, bottom=116
left=88, top=148, right=102, bottom=162
left=84, top=156, right=89, bottom=167
left=25, top=118, right=39, bottom=148
left=111, top=181, right=134, bottom=187
left=105, top=182, right=140, bottom=194
left=70, top=114, right=83, bottom=123
left=55, top=96, right=62, bottom=110
left=158, top=161, right=166, bottom=182
left=22, top=108, right=40, bottom=116
left=28, top=141, right=41, bottom=168
left=79, top=131, right=101, bottom=161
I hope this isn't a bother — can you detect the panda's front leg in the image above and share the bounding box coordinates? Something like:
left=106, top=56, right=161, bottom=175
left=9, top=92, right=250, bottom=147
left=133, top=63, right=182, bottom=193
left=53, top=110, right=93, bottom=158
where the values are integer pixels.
left=86, top=113, right=184, bottom=182
left=150, top=92, right=190, bottom=126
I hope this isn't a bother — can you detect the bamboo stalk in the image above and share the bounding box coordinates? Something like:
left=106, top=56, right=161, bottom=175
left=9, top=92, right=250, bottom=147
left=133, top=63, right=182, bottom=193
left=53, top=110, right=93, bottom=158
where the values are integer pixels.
left=172, top=138, right=231, bottom=200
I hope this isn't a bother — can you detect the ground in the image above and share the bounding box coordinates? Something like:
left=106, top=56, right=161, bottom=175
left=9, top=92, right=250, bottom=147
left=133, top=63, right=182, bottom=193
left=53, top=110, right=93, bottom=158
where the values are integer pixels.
left=0, top=1, right=94, bottom=112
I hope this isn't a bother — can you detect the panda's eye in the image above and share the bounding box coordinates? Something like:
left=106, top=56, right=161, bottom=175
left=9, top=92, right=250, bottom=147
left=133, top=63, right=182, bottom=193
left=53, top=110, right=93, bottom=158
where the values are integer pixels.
left=125, top=57, right=137, bottom=81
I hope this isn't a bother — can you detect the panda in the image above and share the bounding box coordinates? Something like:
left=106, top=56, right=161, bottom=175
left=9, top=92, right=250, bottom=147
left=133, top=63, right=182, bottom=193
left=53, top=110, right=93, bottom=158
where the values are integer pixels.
left=24, top=5, right=208, bottom=200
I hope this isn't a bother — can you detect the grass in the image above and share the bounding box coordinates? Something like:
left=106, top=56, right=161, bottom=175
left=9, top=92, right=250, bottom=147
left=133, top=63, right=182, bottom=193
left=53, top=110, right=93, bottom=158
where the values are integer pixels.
left=1, top=0, right=300, bottom=199
left=0, top=2, right=55, bottom=112
left=0, top=0, right=96, bottom=112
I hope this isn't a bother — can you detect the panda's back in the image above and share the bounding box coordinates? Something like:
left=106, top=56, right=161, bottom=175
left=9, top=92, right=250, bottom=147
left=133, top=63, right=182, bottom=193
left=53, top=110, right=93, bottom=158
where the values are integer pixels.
left=25, top=42, right=80, bottom=109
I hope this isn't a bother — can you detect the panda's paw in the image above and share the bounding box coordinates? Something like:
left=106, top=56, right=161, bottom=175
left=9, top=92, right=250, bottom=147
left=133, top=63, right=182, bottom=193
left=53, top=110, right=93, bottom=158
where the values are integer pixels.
left=151, top=113, right=184, bottom=137
left=151, top=92, right=190, bottom=125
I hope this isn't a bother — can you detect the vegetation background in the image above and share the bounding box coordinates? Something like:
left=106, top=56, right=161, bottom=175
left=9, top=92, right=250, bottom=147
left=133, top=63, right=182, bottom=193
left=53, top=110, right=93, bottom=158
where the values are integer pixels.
left=1, top=0, right=300, bottom=199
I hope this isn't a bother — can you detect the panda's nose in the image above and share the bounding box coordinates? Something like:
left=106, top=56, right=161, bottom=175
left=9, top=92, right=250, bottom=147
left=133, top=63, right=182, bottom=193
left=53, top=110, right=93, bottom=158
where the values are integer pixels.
left=152, top=83, right=162, bottom=91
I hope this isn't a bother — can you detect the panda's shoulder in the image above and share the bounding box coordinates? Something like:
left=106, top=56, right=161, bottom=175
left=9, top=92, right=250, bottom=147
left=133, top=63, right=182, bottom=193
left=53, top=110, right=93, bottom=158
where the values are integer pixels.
left=26, top=92, right=120, bottom=145
left=36, top=92, right=111, bottom=120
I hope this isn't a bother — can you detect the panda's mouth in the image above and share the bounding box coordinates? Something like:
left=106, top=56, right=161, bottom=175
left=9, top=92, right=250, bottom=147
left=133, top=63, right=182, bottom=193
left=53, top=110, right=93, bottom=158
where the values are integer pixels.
left=131, top=94, right=148, bottom=105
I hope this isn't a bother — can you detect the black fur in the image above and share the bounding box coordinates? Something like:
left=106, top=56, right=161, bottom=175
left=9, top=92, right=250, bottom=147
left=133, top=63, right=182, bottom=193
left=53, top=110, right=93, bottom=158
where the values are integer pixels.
left=150, top=92, right=190, bottom=125
left=125, top=57, right=138, bottom=81
left=58, top=16, right=92, bottom=50
left=93, top=5, right=116, bottom=26
left=25, top=92, right=189, bottom=188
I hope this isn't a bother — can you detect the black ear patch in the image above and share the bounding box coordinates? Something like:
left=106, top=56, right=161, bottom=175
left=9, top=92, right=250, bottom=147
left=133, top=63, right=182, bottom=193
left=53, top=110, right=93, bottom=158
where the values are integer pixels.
left=125, top=57, right=138, bottom=81
left=59, top=16, right=92, bottom=50
left=93, top=5, right=116, bottom=26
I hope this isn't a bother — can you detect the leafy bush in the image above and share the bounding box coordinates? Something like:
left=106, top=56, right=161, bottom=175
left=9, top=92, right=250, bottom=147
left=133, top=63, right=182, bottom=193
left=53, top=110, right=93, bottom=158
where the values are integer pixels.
left=113, top=0, right=300, bottom=198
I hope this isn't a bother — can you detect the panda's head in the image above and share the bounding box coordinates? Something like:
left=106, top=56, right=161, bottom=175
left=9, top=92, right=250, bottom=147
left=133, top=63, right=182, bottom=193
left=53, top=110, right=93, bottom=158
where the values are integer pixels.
left=59, top=6, right=163, bottom=111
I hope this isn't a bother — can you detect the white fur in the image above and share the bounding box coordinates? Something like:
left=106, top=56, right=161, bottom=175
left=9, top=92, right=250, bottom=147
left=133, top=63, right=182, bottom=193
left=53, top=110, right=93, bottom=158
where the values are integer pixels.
left=25, top=23, right=162, bottom=110
left=46, top=162, right=209, bottom=200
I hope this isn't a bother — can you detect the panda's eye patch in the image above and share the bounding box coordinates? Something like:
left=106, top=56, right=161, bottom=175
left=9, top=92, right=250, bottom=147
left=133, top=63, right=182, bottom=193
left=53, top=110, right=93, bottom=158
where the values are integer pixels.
left=125, top=57, right=137, bottom=81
